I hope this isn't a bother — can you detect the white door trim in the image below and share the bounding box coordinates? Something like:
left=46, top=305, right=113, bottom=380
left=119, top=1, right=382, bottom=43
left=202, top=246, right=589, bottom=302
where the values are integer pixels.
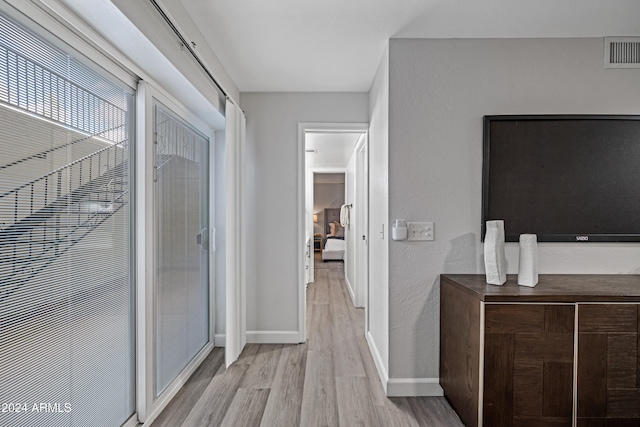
left=297, top=122, right=369, bottom=344
left=354, top=134, right=369, bottom=312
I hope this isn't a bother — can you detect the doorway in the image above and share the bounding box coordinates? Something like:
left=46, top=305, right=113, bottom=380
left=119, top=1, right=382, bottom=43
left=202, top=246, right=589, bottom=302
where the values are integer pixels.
left=298, top=123, right=369, bottom=343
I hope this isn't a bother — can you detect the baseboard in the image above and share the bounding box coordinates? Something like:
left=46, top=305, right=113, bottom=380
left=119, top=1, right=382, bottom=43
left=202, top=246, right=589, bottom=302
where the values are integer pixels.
left=365, top=331, right=443, bottom=397
left=366, top=331, right=389, bottom=395
left=214, top=333, right=226, bottom=347
left=246, top=330, right=301, bottom=344
left=216, top=331, right=302, bottom=345
left=386, top=377, right=444, bottom=397
left=344, top=276, right=356, bottom=307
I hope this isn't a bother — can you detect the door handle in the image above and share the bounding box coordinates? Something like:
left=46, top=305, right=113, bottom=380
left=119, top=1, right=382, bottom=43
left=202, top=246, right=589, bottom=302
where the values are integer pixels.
left=196, top=227, right=208, bottom=251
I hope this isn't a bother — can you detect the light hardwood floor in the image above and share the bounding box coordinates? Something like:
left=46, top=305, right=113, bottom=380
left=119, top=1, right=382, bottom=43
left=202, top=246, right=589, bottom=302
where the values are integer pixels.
left=151, top=254, right=463, bottom=426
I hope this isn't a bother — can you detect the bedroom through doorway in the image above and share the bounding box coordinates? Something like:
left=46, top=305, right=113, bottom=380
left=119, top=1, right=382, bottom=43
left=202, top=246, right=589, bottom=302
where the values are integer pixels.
left=299, top=123, right=369, bottom=343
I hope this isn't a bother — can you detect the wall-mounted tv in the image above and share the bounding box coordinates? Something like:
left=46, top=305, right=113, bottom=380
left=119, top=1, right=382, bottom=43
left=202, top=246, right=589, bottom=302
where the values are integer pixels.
left=482, top=115, right=640, bottom=242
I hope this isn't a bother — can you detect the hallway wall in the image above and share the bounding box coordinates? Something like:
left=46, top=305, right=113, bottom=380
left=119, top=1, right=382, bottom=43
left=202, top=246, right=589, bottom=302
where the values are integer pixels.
left=387, top=37, right=640, bottom=387
left=240, top=92, right=368, bottom=340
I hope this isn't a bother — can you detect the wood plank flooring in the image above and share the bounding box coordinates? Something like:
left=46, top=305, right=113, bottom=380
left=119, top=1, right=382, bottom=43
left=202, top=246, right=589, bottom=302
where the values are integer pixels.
left=151, top=255, right=463, bottom=426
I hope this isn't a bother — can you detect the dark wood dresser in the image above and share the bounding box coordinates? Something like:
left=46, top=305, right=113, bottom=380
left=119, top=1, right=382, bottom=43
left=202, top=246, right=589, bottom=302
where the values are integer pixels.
left=440, top=274, right=640, bottom=427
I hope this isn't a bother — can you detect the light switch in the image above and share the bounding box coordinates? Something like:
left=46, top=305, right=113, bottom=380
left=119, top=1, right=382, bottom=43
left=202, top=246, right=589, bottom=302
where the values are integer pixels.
left=407, top=222, right=434, bottom=241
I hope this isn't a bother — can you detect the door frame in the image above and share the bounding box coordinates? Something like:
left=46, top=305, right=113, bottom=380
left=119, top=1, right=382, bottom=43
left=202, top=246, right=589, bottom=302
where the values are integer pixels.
left=136, top=81, right=216, bottom=424
left=307, top=167, right=348, bottom=284
left=354, top=134, right=369, bottom=316
left=297, top=122, right=369, bottom=343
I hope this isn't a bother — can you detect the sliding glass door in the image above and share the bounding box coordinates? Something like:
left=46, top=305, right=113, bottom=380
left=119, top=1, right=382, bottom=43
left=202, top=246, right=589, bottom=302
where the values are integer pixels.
left=0, top=11, right=135, bottom=427
left=153, top=103, right=210, bottom=396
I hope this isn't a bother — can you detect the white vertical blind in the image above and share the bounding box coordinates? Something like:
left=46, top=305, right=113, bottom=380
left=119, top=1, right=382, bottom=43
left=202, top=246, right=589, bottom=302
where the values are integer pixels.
left=154, top=103, right=209, bottom=396
left=0, top=12, right=135, bottom=427
left=225, top=99, right=246, bottom=367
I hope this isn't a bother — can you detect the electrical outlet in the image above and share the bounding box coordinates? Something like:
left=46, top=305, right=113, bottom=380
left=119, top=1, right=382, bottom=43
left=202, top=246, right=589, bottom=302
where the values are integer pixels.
left=407, top=222, right=434, bottom=241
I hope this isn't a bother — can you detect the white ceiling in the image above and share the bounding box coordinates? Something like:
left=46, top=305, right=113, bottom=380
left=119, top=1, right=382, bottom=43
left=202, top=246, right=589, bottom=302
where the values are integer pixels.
left=306, top=132, right=363, bottom=168
left=180, top=0, right=640, bottom=92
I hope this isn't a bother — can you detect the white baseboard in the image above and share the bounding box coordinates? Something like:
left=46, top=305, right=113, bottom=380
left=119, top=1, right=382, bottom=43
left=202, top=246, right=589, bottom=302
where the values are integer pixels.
left=344, top=276, right=356, bottom=307
left=366, top=331, right=389, bottom=395
left=246, top=330, right=301, bottom=344
left=216, top=331, right=302, bottom=345
left=386, top=377, right=444, bottom=397
left=214, top=333, right=226, bottom=347
left=365, top=331, right=443, bottom=397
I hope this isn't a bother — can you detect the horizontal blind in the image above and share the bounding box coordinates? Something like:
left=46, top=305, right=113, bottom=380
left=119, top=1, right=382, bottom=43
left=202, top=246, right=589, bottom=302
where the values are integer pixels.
left=0, top=12, right=135, bottom=427
left=154, top=103, right=209, bottom=396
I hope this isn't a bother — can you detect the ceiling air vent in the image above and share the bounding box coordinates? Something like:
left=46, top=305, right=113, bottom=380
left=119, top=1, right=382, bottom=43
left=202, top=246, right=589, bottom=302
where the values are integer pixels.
left=605, top=37, right=640, bottom=68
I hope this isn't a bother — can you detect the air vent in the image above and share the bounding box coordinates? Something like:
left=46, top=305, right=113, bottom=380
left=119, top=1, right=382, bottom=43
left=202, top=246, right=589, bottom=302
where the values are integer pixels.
left=605, top=37, right=640, bottom=68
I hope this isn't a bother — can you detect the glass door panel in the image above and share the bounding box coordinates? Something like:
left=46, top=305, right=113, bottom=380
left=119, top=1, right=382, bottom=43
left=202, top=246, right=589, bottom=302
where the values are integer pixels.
left=154, top=104, right=209, bottom=396
left=0, top=12, right=135, bottom=426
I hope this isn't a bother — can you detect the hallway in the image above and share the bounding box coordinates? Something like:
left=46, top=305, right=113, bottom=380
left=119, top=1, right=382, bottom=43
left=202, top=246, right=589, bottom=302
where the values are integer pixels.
left=151, top=255, right=463, bottom=426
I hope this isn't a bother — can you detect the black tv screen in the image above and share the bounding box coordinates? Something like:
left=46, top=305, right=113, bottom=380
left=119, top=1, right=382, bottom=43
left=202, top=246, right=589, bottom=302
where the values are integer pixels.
left=482, top=115, right=640, bottom=242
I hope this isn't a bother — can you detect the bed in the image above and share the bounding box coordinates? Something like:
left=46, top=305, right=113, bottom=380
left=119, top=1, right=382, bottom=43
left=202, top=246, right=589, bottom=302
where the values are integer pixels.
left=322, top=208, right=345, bottom=261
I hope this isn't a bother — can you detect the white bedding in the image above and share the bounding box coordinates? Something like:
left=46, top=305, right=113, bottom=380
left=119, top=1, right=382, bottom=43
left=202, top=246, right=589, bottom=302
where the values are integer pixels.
left=324, top=238, right=345, bottom=251
left=323, top=238, right=345, bottom=261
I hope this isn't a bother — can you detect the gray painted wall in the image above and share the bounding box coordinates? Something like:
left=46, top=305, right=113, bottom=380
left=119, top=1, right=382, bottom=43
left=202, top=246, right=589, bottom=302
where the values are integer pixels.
left=387, top=38, right=640, bottom=381
left=240, top=92, right=369, bottom=334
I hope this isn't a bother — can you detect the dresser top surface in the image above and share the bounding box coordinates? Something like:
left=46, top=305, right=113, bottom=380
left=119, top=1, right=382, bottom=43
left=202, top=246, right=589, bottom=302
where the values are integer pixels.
left=441, top=274, right=640, bottom=302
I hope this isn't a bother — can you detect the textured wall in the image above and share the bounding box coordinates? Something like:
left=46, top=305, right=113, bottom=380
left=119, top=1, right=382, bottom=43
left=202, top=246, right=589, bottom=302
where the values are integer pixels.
left=388, top=38, right=640, bottom=380
left=240, top=92, right=368, bottom=333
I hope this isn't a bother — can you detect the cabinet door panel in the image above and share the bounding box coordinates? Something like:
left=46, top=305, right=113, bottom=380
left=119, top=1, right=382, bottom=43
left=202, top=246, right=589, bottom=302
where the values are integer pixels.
left=484, top=304, right=574, bottom=427
left=577, top=304, right=640, bottom=424
left=513, top=361, right=543, bottom=417
left=579, top=304, right=638, bottom=333
left=577, top=333, right=607, bottom=417
left=543, top=362, right=573, bottom=417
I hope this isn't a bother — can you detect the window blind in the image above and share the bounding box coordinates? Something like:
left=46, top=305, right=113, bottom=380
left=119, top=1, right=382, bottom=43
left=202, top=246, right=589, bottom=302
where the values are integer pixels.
left=0, top=12, right=135, bottom=427
left=154, top=103, right=209, bottom=397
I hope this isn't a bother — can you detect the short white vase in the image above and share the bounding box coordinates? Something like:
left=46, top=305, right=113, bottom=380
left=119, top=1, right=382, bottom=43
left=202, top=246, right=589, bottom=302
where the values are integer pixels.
left=484, top=220, right=507, bottom=285
left=518, top=234, right=539, bottom=287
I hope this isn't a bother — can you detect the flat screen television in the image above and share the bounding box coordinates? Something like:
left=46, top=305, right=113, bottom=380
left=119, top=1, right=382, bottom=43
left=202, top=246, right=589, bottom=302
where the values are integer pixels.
left=482, top=115, right=640, bottom=242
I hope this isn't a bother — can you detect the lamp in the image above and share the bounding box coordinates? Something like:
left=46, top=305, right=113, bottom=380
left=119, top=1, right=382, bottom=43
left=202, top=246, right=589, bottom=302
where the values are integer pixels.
left=313, top=214, right=318, bottom=223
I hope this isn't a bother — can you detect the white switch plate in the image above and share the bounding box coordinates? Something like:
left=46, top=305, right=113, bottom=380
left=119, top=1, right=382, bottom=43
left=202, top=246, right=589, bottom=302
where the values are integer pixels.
left=407, top=222, right=434, bottom=241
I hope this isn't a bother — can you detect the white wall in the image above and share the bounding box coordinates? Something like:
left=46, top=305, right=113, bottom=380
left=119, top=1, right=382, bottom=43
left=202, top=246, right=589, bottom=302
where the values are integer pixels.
left=387, top=38, right=640, bottom=382
left=367, top=45, right=390, bottom=379
left=240, top=92, right=368, bottom=337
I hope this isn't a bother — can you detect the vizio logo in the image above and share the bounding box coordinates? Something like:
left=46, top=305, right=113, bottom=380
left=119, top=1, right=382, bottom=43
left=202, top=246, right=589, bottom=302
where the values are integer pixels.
left=576, top=236, right=589, bottom=241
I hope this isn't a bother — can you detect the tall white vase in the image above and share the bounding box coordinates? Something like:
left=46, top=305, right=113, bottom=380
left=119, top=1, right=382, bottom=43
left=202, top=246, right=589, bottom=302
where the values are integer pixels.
left=484, top=220, right=507, bottom=285
left=518, top=234, right=539, bottom=287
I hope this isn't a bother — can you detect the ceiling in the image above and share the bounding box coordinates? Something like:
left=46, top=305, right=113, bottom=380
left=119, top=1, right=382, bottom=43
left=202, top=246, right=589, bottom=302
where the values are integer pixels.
left=306, top=132, right=363, bottom=168
left=180, top=0, right=640, bottom=92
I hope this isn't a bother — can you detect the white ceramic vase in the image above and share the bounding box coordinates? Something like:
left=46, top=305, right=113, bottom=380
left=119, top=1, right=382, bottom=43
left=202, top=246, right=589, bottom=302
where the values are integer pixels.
left=484, top=220, right=507, bottom=285
left=518, top=234, right=539, bottom=287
